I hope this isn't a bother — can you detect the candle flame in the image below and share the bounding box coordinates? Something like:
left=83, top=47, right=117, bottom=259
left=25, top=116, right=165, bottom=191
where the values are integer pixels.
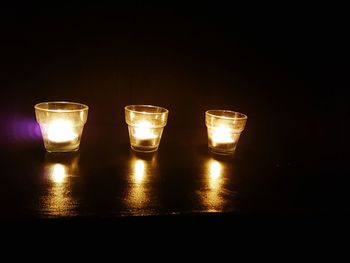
left=212, top=125, right=234, bottom=144
left=47, top=119, right=78, bottom=143
left=134, top=121, right=157, bottom=140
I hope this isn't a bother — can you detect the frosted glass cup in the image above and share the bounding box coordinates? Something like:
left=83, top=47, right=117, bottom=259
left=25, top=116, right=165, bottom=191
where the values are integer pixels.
left=205, top=110, right=247, bottom=155
left=35, top=102, right=89, bottom=152
left=125, top=105, right=169, bottom=152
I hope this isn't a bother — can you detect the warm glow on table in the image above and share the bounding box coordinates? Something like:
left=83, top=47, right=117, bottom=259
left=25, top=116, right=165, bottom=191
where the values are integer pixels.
left=134, top=159, right=146, bottom=183
left=47, top=119, right=78, bottom=143
left=133, top=121, right=157, bottom=140
left=202, top=159, right=225, bottom=212
left=209, top=160, right=222, bottom=181
left=208, top=159, right=223, bottom=190
left=50, top=163, right=67, bottom=184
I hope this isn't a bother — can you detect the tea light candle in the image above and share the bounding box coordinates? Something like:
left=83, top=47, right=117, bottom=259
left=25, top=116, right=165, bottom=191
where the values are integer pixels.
left=125, top=105, right=169, bottom=152
left=134, top=121, right=157, bottom=139
left=205, top=110, right=247, bottom=155
left=132, top=121, right=158, bottom=148
left=47, top=119, right=78, bottom=143
left=211, top=125, right=234, bottom=146
left=35, top=102, right=88, bottom=152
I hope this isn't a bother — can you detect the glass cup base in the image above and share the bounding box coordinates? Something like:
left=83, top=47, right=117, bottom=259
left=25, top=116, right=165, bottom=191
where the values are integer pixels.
left=131, top=145, right=159, bottom=153
left=46, top=147, right=80, bottom=153
left=44, top=141, right=80, bottom=153
left=208, top=146, right=236, bottom=155
left=46, top=148, right=79, bottom=153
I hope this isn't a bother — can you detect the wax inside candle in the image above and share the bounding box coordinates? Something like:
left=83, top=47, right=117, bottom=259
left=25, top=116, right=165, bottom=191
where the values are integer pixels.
left=47, top=119, right=78, bottom=143
left=134, top=121, right=157, bottom=140
left=212, top=125, right=234, bottom=144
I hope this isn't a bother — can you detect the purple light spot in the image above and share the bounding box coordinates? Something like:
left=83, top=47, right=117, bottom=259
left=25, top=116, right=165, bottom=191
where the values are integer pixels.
left=0, top=112, right=42, bottom=144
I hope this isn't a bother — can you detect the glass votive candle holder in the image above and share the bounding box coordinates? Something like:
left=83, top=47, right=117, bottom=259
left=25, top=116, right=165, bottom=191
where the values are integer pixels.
left=205, top=110, right=247, bottom=155
left=35, top=101, right=89, bottom=152
left=125, top=105, right=169, bottom=153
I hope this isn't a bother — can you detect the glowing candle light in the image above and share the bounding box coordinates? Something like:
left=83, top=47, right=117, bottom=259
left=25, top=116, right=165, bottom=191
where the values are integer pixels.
left=35, top=101, right=88, bottom=152
left=133, top=121, right=158, bottom=140
left=47, top=119, right=78, bottom=143
left=125, top=105, right=169, bottom=152
left=205, top=110, right=247, bottom=155
left=211, top=125, right=234, bottom=146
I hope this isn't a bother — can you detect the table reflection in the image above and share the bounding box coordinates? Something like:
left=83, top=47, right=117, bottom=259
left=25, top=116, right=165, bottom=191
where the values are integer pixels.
left=133, top=159, right=146, bottom=184
left=208, top=160, right=222, bottom=189
left=40, top=152, right=79, bottom=217
left=49, top=163, right=67, bottom=184
left=200, top=157, right=235, bottom=212
left=125, top=151, right=158, bottom=214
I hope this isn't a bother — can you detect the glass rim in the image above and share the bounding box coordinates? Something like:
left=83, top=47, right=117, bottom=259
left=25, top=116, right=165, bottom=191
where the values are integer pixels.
left=34, top=101, right=89, bottom=112
left=205, top=109, right=247, bottom=120
left=125, top=105, right=169, bottom=115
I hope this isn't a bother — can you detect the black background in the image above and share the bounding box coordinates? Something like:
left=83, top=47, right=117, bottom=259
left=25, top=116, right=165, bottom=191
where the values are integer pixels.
left=0, top=2, right=348, bottom=222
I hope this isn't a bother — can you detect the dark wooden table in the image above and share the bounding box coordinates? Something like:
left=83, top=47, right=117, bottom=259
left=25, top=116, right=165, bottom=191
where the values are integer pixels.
left=1, top=126, right=241, bottom=218
left=1, top=120, right=347, bottom=221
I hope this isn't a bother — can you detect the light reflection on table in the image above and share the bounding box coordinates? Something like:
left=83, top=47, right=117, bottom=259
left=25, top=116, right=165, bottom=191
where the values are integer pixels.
left=124, top=151, right=159, bottom=215
left=40, top=153, right=80, bottom=217
left=199, top=157, right=236, bottom=212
